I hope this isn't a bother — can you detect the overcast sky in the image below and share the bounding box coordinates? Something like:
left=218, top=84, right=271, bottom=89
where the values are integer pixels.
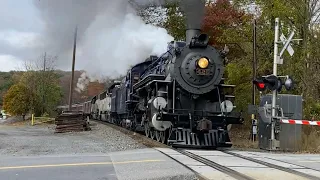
left=0, top=0, right=264, bottom=74
left=0, top=0, right=44, bottom=71
left=0, top=0, right=173, bottom=78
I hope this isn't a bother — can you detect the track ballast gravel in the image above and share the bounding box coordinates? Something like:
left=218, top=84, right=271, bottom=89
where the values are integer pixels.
left=0, top=121, right=146, bottom=156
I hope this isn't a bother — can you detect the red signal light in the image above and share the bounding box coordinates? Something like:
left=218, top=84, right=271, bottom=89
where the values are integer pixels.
left=253, top=79, right=266, bottom=91
left=257, top=82, right=265, bottom=89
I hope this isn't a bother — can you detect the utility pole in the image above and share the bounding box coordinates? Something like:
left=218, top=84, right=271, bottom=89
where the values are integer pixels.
left=42, top=52, right=46, bottom=115
left=68, top=26, right=78, bottom=111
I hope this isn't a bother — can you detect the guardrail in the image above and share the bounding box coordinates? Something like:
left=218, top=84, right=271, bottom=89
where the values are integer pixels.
left=31, top=114, right=55, bottom=126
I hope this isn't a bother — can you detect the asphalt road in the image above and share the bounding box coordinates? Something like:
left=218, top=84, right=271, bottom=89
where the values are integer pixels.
left=0, top=150, right=197, bottom=180
left=0, top=154, right=117, bottom=180
left=0, top=122, right=197, bottom=180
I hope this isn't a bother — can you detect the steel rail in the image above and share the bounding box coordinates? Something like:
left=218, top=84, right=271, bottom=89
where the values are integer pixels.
left=176, top=149, right=255, bottom=180
left=222, top=150, right=320, bottom=180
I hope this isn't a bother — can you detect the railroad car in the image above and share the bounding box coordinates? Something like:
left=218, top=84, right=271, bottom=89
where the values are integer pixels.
left=91, top=95, right=99, bottom=120
left=82, top=100, right=92, bottom=117
left=56, top=101, right=91, bottom=118
left=91, top=90, right=112, bottom=121
left=57, top=104, right=83, bottom=112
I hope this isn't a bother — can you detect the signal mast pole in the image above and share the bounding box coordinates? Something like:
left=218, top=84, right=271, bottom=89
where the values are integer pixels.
left=271, top=18, right=280, bottom=144
left=251, top=18, right=257, bottom=142
left=252, top=19, right=257, bottom=106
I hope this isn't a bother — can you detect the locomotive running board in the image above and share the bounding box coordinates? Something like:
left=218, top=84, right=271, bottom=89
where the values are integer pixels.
left=167, top=128, right=232, bottom=149
left=133, top=74, right=165, bottom=90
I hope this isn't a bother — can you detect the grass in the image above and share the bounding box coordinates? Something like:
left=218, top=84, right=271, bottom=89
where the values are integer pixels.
left=229, top=127, right=259, bottom=150
left=229, top=125, right=320, bottom=153
left=298, top=126, right=320, bottom=153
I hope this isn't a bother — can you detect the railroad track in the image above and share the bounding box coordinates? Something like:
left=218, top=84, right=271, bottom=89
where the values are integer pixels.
left=176, top=149, right=255, bottom=180
left=222, top=150, right=320, bottom=180
left=94, top=120, right=320, bottom=180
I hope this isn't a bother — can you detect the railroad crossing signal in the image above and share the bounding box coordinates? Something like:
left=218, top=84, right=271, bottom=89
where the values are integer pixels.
left=252, top=78, right=266, bottom=91
left=253, top=75, right=281, bottom=92
left=253, top=75, right=294, bottom=92
left=265, top=18, right=301, bottom=150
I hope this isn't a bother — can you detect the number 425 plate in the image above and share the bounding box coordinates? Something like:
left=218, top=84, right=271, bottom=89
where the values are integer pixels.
left=196, top=68, right=211, bottom=75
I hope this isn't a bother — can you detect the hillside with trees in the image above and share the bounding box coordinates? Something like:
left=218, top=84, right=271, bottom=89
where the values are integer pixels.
left=0, top=70, right=111, bottom=116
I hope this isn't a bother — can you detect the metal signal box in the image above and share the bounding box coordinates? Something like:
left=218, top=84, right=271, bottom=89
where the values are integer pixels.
left=258, top=94, right=302, bottom=151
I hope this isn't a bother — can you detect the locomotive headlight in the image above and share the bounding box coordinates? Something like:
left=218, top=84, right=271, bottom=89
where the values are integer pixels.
left=197, top=58, right=209, bottom=69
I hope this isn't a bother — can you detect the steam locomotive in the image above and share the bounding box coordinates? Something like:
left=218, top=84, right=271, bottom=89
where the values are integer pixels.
left=57, top=0, right=244, bottom=148
left=57, top=34, right=244, bottom=148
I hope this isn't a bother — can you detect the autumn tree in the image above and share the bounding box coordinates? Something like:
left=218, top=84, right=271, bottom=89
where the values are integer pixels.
left=3, top=84, right=34, bottom=119
left=163, top=1, right=186, bottom=41
left=6, top=53, right=64, bottom=117
left=87, top=82, right=105, bottom=97
left=0, top=72, right=15, bottom=105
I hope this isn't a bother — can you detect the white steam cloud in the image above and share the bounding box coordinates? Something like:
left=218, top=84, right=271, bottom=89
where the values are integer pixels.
left=75, top=71, right=90, bottom=93
left=75, top=71, right=109, bottom=93
left=33, top=0, right=174, bottom=79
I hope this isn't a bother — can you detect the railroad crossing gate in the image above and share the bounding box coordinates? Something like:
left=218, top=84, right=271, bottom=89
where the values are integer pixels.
left=258, top=94, right=302, bottom=151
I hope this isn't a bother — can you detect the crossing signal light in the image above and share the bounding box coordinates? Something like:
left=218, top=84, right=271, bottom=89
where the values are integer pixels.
left=276, top=78, right=283, bottom=92
left=263, top=75, right=281, bottom=91
left=253, top=78, right=266, bottom=91
left=284, top=76, right=294, bottom=91
left=253, top=75, right=294, bottom=92
left=253, top=75, right=283, bottom=92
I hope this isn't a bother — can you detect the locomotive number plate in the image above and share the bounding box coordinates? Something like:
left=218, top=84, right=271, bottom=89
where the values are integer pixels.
left=196, top=68, right=210, bottom=75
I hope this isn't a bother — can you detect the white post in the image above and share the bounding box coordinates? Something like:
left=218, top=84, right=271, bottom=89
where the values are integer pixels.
left=271, top=18, right=280, bottom=142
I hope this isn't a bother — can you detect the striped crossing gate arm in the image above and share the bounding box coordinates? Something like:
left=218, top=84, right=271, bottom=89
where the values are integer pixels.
left=280, top=119, right=320, bottom=126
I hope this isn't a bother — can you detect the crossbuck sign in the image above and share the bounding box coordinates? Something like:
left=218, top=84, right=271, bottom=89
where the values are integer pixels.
left=276, top=31, right=296, bottom=64
left=280, top=33, right=295, bottom=56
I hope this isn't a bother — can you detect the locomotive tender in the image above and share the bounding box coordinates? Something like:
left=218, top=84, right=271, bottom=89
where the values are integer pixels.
left=57, top=0, right=244, bottom=148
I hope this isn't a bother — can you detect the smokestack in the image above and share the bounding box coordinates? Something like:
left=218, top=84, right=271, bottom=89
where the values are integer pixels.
left=180, top=0, right=206, bottom=44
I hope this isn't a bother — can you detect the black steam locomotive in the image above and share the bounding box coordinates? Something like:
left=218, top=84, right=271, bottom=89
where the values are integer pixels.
left=60, top=0, right=244, bottom=148
left=107, top=16, right=244, bottom=148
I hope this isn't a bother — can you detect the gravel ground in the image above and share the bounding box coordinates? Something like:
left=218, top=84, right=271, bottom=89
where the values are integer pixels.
left=0, top=121, right=146, bottom=156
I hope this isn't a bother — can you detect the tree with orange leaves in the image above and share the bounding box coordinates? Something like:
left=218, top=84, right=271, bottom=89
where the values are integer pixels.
left=201, top=0, right=250, bottom=47
left=164, top=0, right=250, bottom=46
